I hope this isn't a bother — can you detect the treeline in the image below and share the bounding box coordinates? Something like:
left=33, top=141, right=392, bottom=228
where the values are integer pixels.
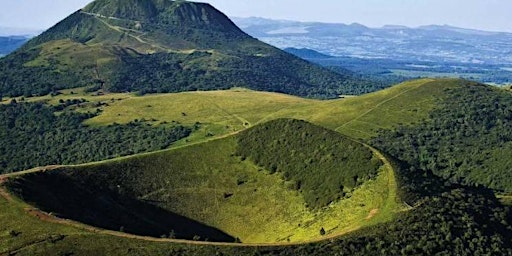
left=110, top=50, right=371, bottom=99
left=372, top=81, right=512, bottom=192
left=0, top=101, right=191, bottom=173
left=0, top=47, right=94, bottom=97
left=0, top=46, right=381, bottom=99
left=236, top=119, right=382, bottom=209
left=178, top=155, right=512, bottom=255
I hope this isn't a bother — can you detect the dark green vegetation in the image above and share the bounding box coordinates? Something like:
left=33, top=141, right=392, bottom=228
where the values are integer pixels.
left=373, top=80, right=512, bottom=192
left=0, top=101, right=191, bottom=173
left=243, top=168, right=512, bottom=256
left=236, top=119, right=382, bottom=209
left=0, top=0, right=368, bottom=99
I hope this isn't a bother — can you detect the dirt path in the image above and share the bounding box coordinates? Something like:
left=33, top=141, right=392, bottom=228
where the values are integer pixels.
left=335, top=85, right=423, bottom=132
left=366, top=209, right=379, bottom=220
left=0, top=186, right=12, bottom=202
left=204, top=97, right=252, bottom=127
left=81, top=11, right=168, bottom=52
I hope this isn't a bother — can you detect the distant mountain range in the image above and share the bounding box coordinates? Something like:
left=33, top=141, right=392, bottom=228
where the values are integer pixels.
left=0, top=27, right=42, bottom=37
left=232, top=17, right=512, bottom=65
left=0, top=28, right=39, bottom=57
left=0, top=36, right=31, bottom=57
left=3, top=13, right=511, bottom=88
left=233, top=17, right=512, bottom=85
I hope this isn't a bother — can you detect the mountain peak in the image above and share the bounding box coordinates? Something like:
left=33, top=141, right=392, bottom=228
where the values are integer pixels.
left=83, top=0, right=157, bottom=20
left=81, top=0, right=239, bottom=32
left=0, top=0, right=357, bottom=99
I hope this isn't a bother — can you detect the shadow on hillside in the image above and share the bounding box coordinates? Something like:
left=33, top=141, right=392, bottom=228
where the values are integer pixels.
left=6, top=172, right=236, bottom=243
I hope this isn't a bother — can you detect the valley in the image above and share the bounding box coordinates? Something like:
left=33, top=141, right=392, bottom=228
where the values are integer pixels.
left=233, top=17, right=512, bottom=86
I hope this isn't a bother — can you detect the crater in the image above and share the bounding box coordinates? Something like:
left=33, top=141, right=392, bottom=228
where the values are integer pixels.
left=4, top=119, right=391, bottom=244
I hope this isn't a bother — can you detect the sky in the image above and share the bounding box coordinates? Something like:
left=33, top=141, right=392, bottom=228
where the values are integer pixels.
left=1, top=0, right=511, bottom=33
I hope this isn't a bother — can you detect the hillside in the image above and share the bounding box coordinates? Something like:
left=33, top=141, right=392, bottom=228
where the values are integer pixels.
left=7, top=78, right=512, bottom=191
left=373, top=80, right=512, bottom=192
left=1, top=79, right=512, bottom=254
left=0, top=0, right=366, bottom=99
left=0, top=78, right=447, bottom=174
left=3, top=120, right=395, bottom=244
left=236, top=119, right=382, bottom=209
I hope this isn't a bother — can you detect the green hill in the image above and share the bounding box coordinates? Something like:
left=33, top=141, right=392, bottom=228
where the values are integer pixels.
left=4, top=120, right=395, bottom=244
left=0, top=0, right=366, bottom=98
left=372, top=80, right=512, bottom=192
left=6, top=78, right=512, bottom=192
left=1, top=79, right=512, bottom=254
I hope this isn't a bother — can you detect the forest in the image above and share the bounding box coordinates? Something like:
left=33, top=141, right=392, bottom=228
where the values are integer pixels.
left=236, top=119, right=382, bottom=209
left=0, top=101, right=192, bottom=173
left=372, top=80, right=512, bottom=192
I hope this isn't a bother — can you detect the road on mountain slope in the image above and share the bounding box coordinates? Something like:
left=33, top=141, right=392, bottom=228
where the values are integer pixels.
left=81, top=11, right=168, bottom=52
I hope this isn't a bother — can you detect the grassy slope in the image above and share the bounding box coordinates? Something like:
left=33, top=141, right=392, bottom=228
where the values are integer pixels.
left=11, top=78, right=444, bottom=144
left=2, top=132, right=398, bottom=245
left=0, top=78, right=459, bottom=254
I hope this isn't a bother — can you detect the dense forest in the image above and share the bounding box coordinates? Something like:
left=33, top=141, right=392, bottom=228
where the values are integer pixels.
left=112, top=51, right=369, bottom=98
left=372, top=81, right=512, bottom=192
left=0, top=101, right=192, bottom=173
left=236, top=119, right=382, bottom=209
left=0, top=45, right=374, bottom=99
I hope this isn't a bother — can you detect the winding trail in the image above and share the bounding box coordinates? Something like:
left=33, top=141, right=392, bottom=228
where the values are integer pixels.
left=335, top=85, right=424, bottom=132
left=80, top=11, right=168, bottom=52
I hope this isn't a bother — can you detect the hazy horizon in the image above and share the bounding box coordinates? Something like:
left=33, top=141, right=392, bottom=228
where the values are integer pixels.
left=1, top=0, right=511, bottom=33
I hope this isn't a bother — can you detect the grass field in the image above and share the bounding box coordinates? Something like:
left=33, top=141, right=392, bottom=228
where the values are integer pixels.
left=0, top=78, right=469, bottom=253
left=6, top=78, right=457, bottom=143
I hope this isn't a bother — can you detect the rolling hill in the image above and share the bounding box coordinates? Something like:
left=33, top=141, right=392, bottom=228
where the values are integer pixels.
left=3, top=119, right=394, bottom=244
left=1, top=78, right=512, bottom=255
left=0, top=0, right=367, bottom=99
